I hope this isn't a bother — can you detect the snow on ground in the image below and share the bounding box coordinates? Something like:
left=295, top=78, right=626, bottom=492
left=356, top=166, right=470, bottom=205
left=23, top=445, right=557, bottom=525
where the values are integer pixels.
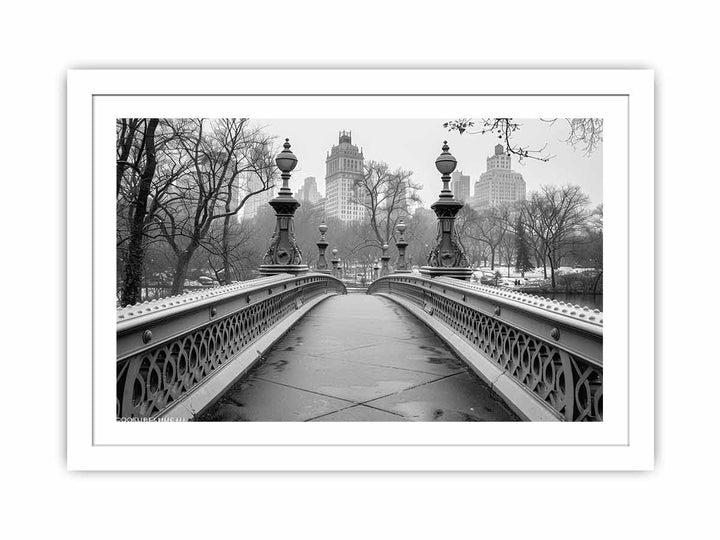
left=472, top=266, right=599, bottom=288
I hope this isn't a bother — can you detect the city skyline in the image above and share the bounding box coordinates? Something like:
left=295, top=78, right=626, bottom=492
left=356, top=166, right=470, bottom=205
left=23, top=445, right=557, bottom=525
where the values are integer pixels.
left=254, top=118, right=603, bottom=208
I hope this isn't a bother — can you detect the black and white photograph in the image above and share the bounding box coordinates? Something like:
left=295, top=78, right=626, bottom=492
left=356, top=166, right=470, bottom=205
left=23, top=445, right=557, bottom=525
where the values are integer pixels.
left=67, top=68, right=651, bottom=472
left=116, top=117, right=603, bottom=423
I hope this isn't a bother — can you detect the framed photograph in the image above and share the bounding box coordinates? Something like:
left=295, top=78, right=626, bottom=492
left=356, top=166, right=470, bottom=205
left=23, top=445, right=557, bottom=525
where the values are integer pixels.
left=67, top=68, right=654, bottom=470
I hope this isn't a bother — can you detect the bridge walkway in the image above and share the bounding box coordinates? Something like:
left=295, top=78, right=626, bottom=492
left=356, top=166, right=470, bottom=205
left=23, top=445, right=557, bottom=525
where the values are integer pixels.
left=199, top=294, right=519, bottom=422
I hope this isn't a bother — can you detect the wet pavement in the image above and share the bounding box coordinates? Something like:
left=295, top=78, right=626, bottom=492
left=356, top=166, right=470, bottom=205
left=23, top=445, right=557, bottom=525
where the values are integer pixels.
left=199, top=294, right=520, bottom=422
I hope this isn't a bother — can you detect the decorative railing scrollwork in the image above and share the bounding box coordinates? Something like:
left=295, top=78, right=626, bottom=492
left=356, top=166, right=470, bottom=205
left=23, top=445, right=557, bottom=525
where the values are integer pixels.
left=367, top=275, right=603, bottom=421
left=117, top=273, right=346, bottom=419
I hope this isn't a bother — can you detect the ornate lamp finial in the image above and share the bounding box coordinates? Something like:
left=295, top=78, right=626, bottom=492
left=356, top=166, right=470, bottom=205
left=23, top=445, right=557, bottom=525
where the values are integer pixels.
left=435, top=140, right=457, bottom=196
left=275, top=138, right=297, bottom=193
left=275, top=139, right=297, bottom=173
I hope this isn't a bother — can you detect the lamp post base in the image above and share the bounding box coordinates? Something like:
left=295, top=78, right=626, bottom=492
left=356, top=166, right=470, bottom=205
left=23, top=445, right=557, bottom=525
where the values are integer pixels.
left=259, top=264, right=310, bottom=276
left=419, top=266, right=473, bottom=280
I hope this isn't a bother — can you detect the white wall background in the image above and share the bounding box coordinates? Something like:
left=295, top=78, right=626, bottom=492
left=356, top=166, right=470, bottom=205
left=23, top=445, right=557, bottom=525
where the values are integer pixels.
left=0, top=1, right=714, bottom=538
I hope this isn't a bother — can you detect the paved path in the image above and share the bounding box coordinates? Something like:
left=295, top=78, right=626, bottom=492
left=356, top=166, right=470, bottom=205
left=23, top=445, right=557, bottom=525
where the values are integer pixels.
left=199, top=294, right=519, bottom=422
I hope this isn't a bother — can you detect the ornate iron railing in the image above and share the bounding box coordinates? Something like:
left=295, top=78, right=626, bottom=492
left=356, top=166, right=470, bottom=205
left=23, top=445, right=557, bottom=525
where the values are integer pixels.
left=368, top=275, right=603, bottom=421
left=117, top=273, right=346, bottom=419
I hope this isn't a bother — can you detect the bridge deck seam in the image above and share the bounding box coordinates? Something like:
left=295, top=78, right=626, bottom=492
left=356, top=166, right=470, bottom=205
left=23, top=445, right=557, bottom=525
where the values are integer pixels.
left=304, top=403, right=408, bottom=422
left=252, top=376, right=358, bottom=404
left=356, top=372, right=463, bottom=406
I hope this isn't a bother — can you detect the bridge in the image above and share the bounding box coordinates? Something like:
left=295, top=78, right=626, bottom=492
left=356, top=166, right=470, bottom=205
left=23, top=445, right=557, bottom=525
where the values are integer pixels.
left=116, top=140, right=603, bottom=422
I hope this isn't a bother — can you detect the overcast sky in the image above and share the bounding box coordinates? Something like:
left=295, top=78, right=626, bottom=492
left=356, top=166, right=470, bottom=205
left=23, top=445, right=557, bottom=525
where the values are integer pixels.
left=254, top=118, right=603, bottom=207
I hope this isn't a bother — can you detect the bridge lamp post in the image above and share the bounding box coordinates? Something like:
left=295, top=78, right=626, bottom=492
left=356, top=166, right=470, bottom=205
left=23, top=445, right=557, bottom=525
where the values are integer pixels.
left=259, top=138, right=309, bottom=276
left=394, top=219, right=410, bottom=273
left=330, top=248, right=340, bottom=277
left=315, top=220, right=330, bottom=274
left=419, top=141, right=472, bottom=280
left=380, top=243, right=390, bottom=276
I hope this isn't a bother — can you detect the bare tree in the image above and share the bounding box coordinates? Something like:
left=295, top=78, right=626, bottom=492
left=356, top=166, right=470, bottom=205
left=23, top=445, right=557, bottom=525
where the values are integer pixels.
left=443, top=117, right=603, bottom=162
left=457, top=205, right=511, bottom=270
left=498, top=232, right=517, bottom=277
left=521, top=184, right=590, bottom=287
left=204, top=215, right=265, bottom=283
left=353, top=161, right=422, bottom=249
left=117, top=118, right=159, bottom=306
left=544, top=118, right=604, bottom=156
left=215, top=127, right=277, bottom=284
left=155, top=118, right=278, bottom=294
left=119, top=119, right=219, bottom=304
left=513, top=215, right=535, bottom=277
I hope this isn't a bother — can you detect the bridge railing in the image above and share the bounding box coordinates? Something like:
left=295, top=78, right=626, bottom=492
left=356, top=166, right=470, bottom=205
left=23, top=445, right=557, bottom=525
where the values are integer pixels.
left=117, top=272, right=346, bottom=419
left=368, top=274, right=603, bottom=421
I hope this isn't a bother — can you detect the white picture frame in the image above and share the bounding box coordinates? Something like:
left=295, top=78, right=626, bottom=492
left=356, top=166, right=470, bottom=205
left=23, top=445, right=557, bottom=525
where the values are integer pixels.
left=67, top=68, right=654, bottom=471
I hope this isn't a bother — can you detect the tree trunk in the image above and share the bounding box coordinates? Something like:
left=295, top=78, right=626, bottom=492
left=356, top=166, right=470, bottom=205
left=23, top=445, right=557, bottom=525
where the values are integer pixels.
left=116, top=119, right=138, bottom=197
left=119, top=118, right=159, bottom=307
left=171, top=250, right=193, bottom=295
left=220, top=178, right=235, bottom=285
left=221, top=213, right=232, bottom=285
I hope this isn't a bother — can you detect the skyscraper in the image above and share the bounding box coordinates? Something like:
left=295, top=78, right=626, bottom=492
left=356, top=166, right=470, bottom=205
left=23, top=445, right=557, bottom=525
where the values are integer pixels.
left=324, top=131, right=366, bottom=221
left=297, top=176, right=321, bottom=204
left=451, top=170, right=471, bottom=201
left=472, top=144, right=526, bottom=208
